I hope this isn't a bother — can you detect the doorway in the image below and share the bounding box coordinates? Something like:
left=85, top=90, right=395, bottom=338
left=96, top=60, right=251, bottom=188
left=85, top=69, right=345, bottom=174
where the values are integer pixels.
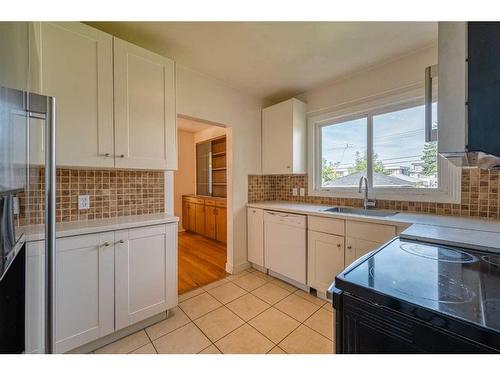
left=174, top=116, right=229, bottom=294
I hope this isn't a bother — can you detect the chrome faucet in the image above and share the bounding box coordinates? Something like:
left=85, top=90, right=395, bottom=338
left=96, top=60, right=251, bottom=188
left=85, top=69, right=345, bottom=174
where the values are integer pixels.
left=358, top=176, right=376, bottom=210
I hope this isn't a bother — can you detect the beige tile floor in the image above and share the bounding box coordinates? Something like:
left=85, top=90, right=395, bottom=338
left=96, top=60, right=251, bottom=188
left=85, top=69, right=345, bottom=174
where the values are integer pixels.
left=94, top=268, right=335, bottom=354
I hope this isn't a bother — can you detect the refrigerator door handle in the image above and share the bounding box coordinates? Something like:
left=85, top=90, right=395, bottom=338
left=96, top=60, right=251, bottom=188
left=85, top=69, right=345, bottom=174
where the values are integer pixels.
left=44, top=96, right=56, bottom=354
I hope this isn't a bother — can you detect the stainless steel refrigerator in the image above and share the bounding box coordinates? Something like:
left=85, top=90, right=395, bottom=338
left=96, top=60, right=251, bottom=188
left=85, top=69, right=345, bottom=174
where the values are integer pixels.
left=0, top=22, right=56, bottom=354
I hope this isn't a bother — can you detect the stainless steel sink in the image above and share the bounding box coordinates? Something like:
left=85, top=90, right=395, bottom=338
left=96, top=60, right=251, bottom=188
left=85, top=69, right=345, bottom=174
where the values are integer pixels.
left=321, top=207, right=399, bottom=217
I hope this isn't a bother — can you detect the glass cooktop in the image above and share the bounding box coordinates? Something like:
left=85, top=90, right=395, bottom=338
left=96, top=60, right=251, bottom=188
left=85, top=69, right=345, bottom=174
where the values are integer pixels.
left=339, top=238, right=500, bottom=333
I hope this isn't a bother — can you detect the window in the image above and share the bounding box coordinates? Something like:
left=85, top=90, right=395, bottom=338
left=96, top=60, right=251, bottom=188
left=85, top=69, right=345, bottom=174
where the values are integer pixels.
left=372, top=103, right=437, bottom=189
left=321, top=117, right=367, bottom=188
left=310, top=98, right=460, bottom=203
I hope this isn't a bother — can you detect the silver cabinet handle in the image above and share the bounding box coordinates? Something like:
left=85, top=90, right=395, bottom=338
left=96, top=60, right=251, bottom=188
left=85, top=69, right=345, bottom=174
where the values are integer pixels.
left=115, top=239, right=125, bottom=244
left=100, top=242, right=110, bottom=248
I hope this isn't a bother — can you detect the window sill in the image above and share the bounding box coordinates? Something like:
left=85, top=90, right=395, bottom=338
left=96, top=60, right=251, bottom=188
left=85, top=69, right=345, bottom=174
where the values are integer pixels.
left=308, top=187, right=461, bottom=204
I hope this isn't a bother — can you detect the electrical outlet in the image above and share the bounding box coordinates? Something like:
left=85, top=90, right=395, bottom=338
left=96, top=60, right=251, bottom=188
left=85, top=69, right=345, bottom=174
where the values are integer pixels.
left=299, top=188, right=306, bottom=196
left=292, top=187, right=298, bottom=196
left=78, top=195, right=90, bottom=210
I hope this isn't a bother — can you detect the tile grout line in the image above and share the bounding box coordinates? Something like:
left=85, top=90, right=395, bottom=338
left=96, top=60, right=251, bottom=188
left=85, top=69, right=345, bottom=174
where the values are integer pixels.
left=142, top=327, right=159, bottom=354
left=173, top=271, right=332, bottom=354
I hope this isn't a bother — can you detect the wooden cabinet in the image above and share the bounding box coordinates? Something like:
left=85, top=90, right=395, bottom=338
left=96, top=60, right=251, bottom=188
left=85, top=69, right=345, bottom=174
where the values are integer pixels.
left=114, top=38, right=176, bottom=170
left=186, top=202, right=197, bottom=232
left=55, top=232, right=115, bottom=353
left=31, top=22, right=176, bottom=170
left=247, top=208, right=264, bottom=267
left=262, top=98, right=306, bottom=174
left=215, top=206, right=227, bottom=243
left=195, top=203, right=206, bottom=234
left=308, top=230, right=345, bottom=294
left=182, top=196, right=226, bottom=243
left=34, top=22, right=114, bottom=168
left=205, top=205, right=217, bottom=239
left=115, top=224, right=177, bottom=330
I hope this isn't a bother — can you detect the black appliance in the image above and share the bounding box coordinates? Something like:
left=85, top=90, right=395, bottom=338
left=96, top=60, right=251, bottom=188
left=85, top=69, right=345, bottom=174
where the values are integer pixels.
left=0, top=244, right=25, bottom=353
left=330, top=237, right=500, bottom=353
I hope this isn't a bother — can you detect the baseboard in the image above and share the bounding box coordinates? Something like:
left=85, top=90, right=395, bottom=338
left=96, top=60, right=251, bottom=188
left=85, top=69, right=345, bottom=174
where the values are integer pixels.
left=226, top=261, right=251, bottom=275
left=249, top=263, right=267, bottom=273
left=268, top=270, right=309, bottom=292
left=67, top=311, right=167, bottom=354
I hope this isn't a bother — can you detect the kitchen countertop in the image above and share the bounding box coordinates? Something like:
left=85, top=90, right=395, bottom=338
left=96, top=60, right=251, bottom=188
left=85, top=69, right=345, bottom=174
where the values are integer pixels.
left=247, top=201, right=500, bottom=251
left=183, top=194, right=226, bottom=201
left=24, top=213, right=179, bottom=242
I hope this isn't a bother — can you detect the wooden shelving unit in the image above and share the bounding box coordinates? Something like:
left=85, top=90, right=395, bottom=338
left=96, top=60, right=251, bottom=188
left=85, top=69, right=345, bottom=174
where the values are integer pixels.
left=211, top=137, right=227, bottom=197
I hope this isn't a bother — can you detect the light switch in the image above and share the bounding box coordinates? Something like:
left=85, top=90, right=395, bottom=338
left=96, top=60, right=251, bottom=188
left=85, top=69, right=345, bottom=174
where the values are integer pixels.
left=292, top=188, right=298, bottom=196
left=299, top=188, right=305, bottom=196
left=78, top=195, right=90, bottom=210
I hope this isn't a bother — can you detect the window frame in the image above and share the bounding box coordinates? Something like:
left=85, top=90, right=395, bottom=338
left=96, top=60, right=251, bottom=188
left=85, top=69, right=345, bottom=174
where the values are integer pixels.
left=308, top=95, right=461, bottom=204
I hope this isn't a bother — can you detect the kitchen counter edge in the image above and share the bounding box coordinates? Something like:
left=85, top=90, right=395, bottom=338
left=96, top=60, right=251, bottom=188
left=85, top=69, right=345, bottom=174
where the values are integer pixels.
left=23, top=213, right=179, bottom=242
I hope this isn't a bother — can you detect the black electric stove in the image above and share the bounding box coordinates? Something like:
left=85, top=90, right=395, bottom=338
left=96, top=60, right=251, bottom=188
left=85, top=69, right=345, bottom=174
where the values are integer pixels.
left=331, top=237, right=500, bottom=353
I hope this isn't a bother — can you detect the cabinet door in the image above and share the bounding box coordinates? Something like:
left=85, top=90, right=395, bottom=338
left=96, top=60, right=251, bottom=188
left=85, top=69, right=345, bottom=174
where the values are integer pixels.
left=187, top=202, right=197, bottom=232
left=215, top=207, right=227, bottom=243
left=114, top=38, right=176, bottom=170
left=25, top=240, right=45, bottom=354
left=247, top=208, right=264, bottom=267
left=115, top=225, right=169, bottom=330
left=345, top=237, right=383, bottom=268
left=35, top=22, right=114, bottom=168
left=262, top=100, right=293, bottom=174
left=308, top=231, right=344, bottom=293
left=195, top=203, right=206, bottom=234
left=55, top=232, right=115, bottom=353
left=205, top=205, right=217, bottom=239
left=182, top=199, right=190, bottom=231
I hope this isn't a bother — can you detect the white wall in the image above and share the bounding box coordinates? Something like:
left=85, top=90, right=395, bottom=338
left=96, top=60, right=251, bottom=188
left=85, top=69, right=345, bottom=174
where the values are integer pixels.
left=176, top=65, right=262, bottom=273
left=298, top=45, right=437, bottom=115
left=173, top=130, right=196, bottom=230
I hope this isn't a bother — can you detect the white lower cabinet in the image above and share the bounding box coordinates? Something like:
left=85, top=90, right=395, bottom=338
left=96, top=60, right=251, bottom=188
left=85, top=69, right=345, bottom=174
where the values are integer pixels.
left=247, top=208, right=264, bottom=267
left=55, top=232, right=115, bottom=353
left=25, top=222, right=178, bottom=354
left=345, top=237, right=384, bottom=268
left=25, top=241, right=45, bottom=354
left=115, top=225, right=177, bottom=330
left=307, top=231, right=345, bottom=294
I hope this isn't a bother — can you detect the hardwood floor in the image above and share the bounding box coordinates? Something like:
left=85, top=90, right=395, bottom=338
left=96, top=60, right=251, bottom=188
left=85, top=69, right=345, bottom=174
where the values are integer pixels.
left=178, top=231, right=228, bottom=294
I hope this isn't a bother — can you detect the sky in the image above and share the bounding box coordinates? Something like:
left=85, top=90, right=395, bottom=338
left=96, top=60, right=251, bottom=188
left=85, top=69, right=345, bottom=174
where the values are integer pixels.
left=321, top=103, right=437, bottom=172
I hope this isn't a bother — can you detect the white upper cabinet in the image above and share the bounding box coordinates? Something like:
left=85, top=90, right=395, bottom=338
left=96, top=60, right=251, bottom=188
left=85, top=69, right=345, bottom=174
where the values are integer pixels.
left=114, top=38, right=177, bottom=170
left=31, top=22, right=177, bottom=170
left=262, top=98, right=307, bottom=174
left=35, top=22, right=114, bottom=168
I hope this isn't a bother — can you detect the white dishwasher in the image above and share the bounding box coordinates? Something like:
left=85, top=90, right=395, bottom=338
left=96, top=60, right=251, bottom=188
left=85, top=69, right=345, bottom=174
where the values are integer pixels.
left=264, top=210, right=307, bottom=285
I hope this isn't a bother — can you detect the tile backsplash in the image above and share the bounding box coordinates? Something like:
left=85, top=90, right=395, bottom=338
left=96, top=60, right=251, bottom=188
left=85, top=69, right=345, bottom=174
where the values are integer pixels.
left=20, top=168, right=165, bottom=224
left=248, top=168, right=500, bottom=220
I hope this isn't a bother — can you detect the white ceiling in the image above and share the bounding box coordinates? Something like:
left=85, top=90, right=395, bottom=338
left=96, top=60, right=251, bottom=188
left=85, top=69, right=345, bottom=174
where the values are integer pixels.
left=177, top=117, right=214, bottom=133
left=89, top=22, right=437, bottom=102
